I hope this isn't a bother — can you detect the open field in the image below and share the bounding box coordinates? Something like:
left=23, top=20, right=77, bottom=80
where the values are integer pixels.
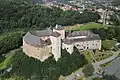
left=102, top=40, right=117, bottom=50
left=94, top=51, right=113, bottom=61
left=81, top=50, right=114, bottom=63
left=81, top=51, right=94, bottom=63
left=65, top=22, right=107, bottom=31
left=100, top=60, right=113, bottom=68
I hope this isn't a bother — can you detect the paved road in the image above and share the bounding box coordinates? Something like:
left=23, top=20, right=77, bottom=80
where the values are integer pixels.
left=65, top=50, right=120, bottom=80
left=65, top=68, right=84, bottom=80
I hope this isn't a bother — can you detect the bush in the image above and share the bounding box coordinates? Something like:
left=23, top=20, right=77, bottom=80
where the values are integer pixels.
left=0, top=32, right=24, bottom=55
left=82, top=64, right=94, bottom=77
left=7, top=48, right=88, bottom=80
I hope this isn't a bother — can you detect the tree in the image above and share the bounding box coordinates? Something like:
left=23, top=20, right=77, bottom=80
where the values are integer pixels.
left=91, top=28, right=107, bottom=40
left=0, top=32, right=24, bottom=55
left=0, top=0, right=100, bottom=31
left=93, top=77, right=105, bottom=80
left=6, top=49, right=87, bottom=80
left=82, top=64, right=94, bottom=77
left=115, top=27, right=120, bottom=37
left=103, top=75, right=117, bottom=80
left=112, top=0, right=120, bottom=6
left=117, top=36, right=120, bottom=42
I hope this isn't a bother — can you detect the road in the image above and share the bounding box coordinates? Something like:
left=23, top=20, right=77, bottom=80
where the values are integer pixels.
left=65, top=68, right=84, bottom=80
left=65, top=50, right=120, bottom=80
left=97, top=50, right=120, bottom=65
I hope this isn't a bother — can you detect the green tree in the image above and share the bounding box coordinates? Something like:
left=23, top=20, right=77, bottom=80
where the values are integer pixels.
left=93, top=77, right=105, bottom=80
left=82, top=64, right=94, bottom=77
left=117, top=36, right=120, bottom=42
left=103, top=75, right=117, bottom=80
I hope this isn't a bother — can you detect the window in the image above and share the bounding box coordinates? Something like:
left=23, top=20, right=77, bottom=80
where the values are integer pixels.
left=87, top=47, right=89, bottom=49
left=37, top=48, right=39, bottom=50
left=76, top=44, right=79, bottom=47
left=83, top=46, right=86, bottom=49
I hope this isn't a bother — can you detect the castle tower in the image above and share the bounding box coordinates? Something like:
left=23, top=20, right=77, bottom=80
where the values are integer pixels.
left=50, top=31, right=61, bottom=61
left=53, top=24, right=65, bottom=40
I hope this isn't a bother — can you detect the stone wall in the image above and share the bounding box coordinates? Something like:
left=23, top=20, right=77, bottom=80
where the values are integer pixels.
left=23, top=40, right=52, bottom=62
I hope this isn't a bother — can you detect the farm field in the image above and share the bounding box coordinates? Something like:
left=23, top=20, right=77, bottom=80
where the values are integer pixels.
left=66, top=22, right=107, bottom=31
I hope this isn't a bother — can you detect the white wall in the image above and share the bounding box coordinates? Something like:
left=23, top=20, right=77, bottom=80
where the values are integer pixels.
left=67, top=36, right=87, bottom=39
left=74, top=40, right=101, bottom=50
left=50, top=36, right=61, bottom=61
left=62, top=43, right=74, bottom=54
left=23, top=40, right=52, bottom=62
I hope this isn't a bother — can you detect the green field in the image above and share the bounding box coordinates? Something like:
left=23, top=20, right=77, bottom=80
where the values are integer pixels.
left=102, top=40, right=117, bottom=50
left=81, top=51, right=94, bottom=63
left=68, top=22, right=107, bottom=31
left=0, top=49, right=87, bottom=80
left=100, top=60, right=113, bottom=68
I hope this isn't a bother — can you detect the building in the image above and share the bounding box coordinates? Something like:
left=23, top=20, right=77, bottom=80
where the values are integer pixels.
left=44, top=2, right=81, bottom=11
left=23, top=25, right=101, bottom=62
left=96, top=8, right=114, bottom=25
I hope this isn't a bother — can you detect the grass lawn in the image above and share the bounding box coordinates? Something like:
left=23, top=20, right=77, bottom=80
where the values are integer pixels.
left=0, top=49, right=18, bottom=70
left=100, top=60, right=113, bottom=68
left=82, top=50, right=114, bottom=62
left=95, top=52, right=113, bottom=61
left=90, top=50, right=113, bottom=61
left=0, top=53, right=14, bottom=70
left=102, top=40, right=117, bottom=50
left=81, top=51, right=93, bottom=63
left=66, top=22, right=107, bottom=31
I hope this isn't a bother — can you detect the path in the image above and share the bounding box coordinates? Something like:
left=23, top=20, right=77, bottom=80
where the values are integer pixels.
left=65, top=50, right=120, bottom=80
left=65, top=68, right=84, bottom=80
left=97, top=50, right=120, bottom=65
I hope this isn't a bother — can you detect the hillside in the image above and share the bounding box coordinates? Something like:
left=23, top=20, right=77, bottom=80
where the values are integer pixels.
left=0, top=49, right=87, bottom=80
left=0, top=0, right=100, bottom=32
left=112, top=0, right=120, bottom=6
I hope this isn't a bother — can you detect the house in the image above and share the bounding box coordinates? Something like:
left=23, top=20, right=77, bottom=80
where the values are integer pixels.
left=23, top=24, right=101, bottom=62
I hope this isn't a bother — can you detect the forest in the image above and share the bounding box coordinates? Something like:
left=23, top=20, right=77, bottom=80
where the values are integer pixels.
left=0, top=0, right=100, bottom=32
left=0, top=48, right=88, bottom=80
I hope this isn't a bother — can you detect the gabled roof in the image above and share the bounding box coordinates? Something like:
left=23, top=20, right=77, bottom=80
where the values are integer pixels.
left=23, top=32, right=51, bottom=47
left=67, top=30, right=101, bottom=41
left=50, top=31, right=61, bottom=37
left=30, top=30, right=52, bottom=37
left=67, top=30, right=93, bottom=37
left=63, top=38, right=73, bottom=45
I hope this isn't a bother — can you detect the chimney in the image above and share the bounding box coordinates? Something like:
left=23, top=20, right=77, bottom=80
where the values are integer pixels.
left=56, top=24, right=58, bottom=29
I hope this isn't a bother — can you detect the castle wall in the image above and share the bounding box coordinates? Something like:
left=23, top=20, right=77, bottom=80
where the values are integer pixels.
left=62, top=43, right=74, bottom=54
left=50, top=36, right=61, bottom=61
left=23, top=40, right=52, bottom=62
left=74, top=40, right=101, bottom=50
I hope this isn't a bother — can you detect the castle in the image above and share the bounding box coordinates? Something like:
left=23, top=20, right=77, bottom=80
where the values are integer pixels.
left=23, top=25, right=101, bottom=61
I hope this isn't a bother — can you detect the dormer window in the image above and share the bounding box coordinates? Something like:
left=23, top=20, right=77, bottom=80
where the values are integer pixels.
left=37, top=48, right=39, bottom=50
left=76, top=44, right=79, bottom=47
